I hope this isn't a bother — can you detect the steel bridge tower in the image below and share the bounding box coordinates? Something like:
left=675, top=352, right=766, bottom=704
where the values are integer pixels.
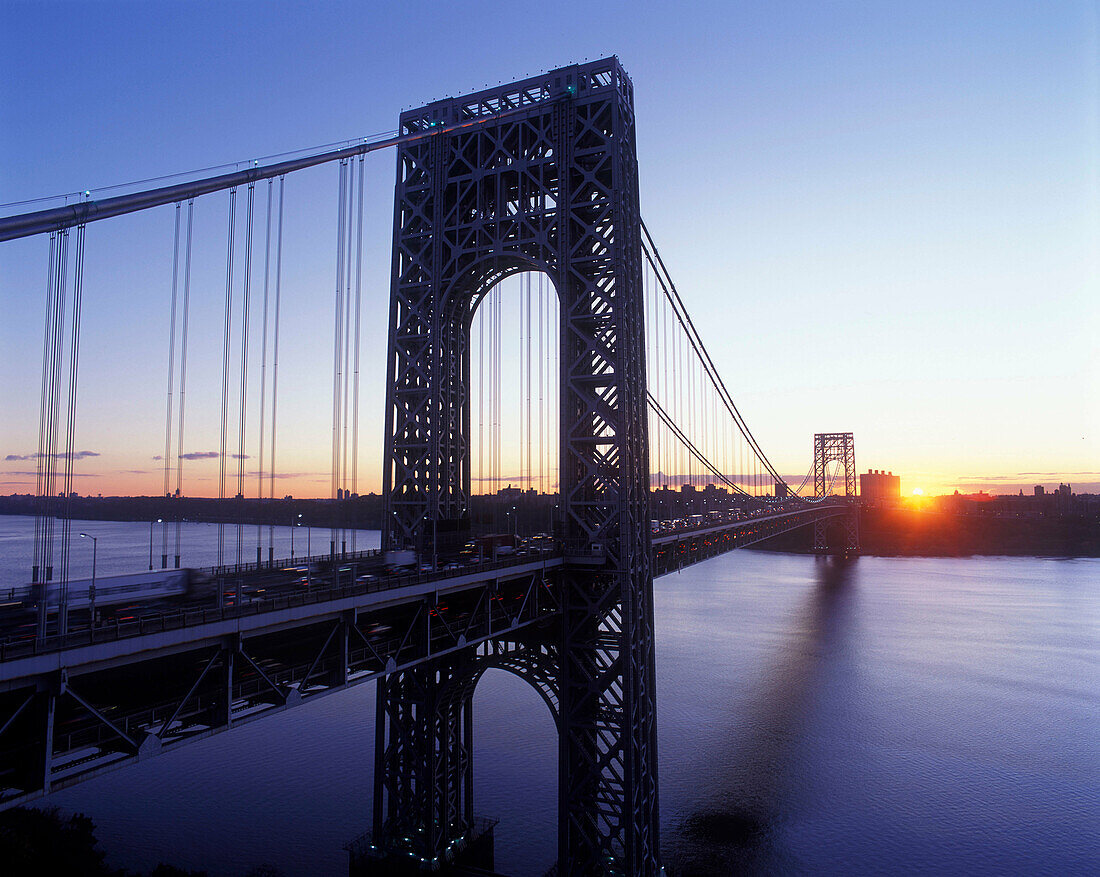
left=813, top=432, right=860, bottom=553
left=377, top=58, right=659, bottom=874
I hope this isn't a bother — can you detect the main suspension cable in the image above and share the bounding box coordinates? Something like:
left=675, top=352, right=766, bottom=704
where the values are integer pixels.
left=641, top=221, right=789, bottom=492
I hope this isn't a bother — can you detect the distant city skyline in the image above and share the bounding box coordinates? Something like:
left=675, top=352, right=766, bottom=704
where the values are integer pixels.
left=2, top=1, right=1097, bottom=500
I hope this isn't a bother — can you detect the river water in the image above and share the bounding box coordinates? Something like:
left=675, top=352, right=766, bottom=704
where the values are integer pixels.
left=2, top=517, right=1097, bottom=875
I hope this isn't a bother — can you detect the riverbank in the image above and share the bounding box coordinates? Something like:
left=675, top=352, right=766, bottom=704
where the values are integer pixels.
left=759, top=505, right=1100, bottom=557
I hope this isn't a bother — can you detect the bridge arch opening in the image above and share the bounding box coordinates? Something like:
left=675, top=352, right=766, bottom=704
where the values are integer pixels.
left=470, top=665, right=559, bottom=873
left=465, top=269, right=561, bottom=536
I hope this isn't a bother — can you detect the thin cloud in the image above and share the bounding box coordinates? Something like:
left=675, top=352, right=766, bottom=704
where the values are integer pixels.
left=154, top=452, right=250, bottom=461
left=0, top=471, right=99, bottom=477
left=1017, top=471, right=1100, bottom=477
left=245, top=471, right=319, bottom=480
left=4, top=450, right=100, bottom=462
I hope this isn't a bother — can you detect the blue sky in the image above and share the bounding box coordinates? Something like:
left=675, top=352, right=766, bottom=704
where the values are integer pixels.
left=1, top=0, right=1097, bottom=497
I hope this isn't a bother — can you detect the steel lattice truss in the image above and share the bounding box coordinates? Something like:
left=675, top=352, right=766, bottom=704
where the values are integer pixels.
left=379, top=58, right=659, bottom=874
left=813, top=432, right=860, bottom=552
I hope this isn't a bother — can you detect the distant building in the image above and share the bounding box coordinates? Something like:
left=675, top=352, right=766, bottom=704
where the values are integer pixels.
left=774, top=481, right=788, bottom=498
left=1034, top=485, right=1045, bottom=497
left=860, top=469, right=900, bottom=503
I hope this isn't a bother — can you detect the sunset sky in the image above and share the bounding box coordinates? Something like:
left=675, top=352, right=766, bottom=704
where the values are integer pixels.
left=2, top=1, right=1097, bottom=499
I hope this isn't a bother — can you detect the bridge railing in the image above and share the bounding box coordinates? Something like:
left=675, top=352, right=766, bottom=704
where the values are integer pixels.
left=0, top=551, right=562, bottom=664
left=0, top=507, right=844, bottom=663
left=199, top=547, right=384, bottom=580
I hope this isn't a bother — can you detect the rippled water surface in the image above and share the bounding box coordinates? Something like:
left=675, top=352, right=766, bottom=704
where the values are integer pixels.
left=4, top=517, right=1097, bottom=875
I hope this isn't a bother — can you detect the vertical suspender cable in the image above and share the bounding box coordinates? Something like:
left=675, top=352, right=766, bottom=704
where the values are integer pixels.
left=162, top=203, right=181, bottom=569
left=520, top=276, right=526, bottom=493
left=351, top=155, right=365, bottom=553
left=174, top=199, right=194, bottom=568
left=538, top=273, right=544, bottom=496
left=662, top=282, right=669, bottom=490
left=671, top=308, right=679, bottom=487
left=257, top=181, right=273, bottom=565
left=491, top=286, right=497, bottom=498
left=496, top=285, right=502, bottom=497
left=331, top=160, right=347, bottom=559
left=489, top=287, right=496, bottom=498
left=478, top=298, right=484, bottom=503
left=46, top=231, right=69, bottom=584
left=526, top=274, right=532, bottom=500
left=549, top=279, right=557, bottom=495
left=268, top=178, right=284, bottom=559
left=36, top=228, right=68, bottom=635
left=58, top=224, right=84, bottom=635
left=518, top=278, right=524, bottom=493
left=218, top=188, right=237, bottom=568
left=32, top=233, right=57, bottom=588
left=491, top=286, right=497, bottom=497
left=236, top=182, right=256, bottom=568
left=340, top=159, right=355, bottom=556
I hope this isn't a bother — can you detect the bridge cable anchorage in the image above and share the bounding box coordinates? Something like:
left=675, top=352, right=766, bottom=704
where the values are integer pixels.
left=268, top=177, right=285, bottom=559
left=162, top=203, right=182, bottom=570
left=218, top=187, right=236, bottom=570
left=173, top=199, right=194, bottom=567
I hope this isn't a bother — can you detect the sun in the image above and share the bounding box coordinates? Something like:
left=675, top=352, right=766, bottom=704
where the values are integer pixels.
left=912, top=487, right=924, bottom=496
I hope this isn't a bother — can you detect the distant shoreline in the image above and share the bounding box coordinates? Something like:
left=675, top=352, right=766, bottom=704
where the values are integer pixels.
left=3, top=496, right=1098, bottom=559
left=758, top=505, right=1100, bottom=558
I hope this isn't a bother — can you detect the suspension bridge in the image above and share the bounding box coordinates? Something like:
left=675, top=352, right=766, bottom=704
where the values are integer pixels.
left=0, top=58, right=859, bottom=875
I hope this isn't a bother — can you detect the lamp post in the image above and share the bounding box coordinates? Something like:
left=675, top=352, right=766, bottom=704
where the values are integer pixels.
left=291, top=512, right=302, bottom=558
left=148, top=518, right=161, bottom=570
left=79, top=532, right=97, bottom=623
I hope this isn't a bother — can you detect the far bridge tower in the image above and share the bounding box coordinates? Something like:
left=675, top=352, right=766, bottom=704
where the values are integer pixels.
left=813, top=431, right=860, bottom=553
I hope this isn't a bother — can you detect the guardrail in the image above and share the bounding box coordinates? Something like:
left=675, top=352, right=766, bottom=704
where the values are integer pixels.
left=0, top=551, right=562, bottom=664
left=199, top=547, right=384, bottom=579
left=1, top=506, right=846, bottom=664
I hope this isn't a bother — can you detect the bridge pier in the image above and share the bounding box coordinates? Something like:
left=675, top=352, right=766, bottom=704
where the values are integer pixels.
left=369, top=650, right=489, bottom=871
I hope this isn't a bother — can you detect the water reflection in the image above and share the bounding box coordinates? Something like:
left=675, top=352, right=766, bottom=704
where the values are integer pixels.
left=669, top=556, right=857, bottom=875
